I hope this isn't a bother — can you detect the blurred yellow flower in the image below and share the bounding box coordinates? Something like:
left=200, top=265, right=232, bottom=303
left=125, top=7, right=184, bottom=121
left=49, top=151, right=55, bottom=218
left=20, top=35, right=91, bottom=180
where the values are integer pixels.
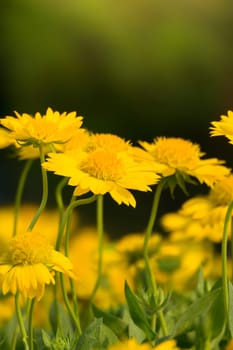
left=108, top=339, right=179, bottom=349
left=0, top=233, right=76, bottom=300
left=210, top=110, right=233, bottom=144
left=0, top=127, right=15, bottom=149
left=43, top=133, right=160, bottom=207
left=139, top=137, right=229, bottom=187
left=108, top=338, right=152, bottom=349
left=0, top=204, right=78, bottom=252
left=161, top=175, right=233, bottom=242
left=0, top=107, right=83, bottom=147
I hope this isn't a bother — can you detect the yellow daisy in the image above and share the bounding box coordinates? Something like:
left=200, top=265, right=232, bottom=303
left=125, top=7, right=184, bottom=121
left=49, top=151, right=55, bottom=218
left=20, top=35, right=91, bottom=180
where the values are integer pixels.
left=139, top=137, right=230, bottom=187
left=0, top=107, right=83, bottom=147
left=210, top=110, right=233, bottom=144
left=0, top=232, right=76, bottom=300
left=108, top=339, right=179, bottom=349
left=0, top=127, right=15, bottom=149
left=161, top=175, right=233, bottom=243
left=43, top=134, right=160, bottom=207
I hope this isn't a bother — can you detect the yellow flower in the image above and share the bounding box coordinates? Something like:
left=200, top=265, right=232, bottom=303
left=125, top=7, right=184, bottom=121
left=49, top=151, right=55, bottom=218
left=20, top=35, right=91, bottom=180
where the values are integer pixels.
left=225, top=338, right=233, bottom=350
left=108, top=339, right=179, bottom=349
left=161, top=175, right=233, bottom=242
left=210, top=110, right=233, bottom=144
left=108, top=338, right=152, bottom=350
left=139, top=137, right=229, bottom=187
left=0, top=233, right=76, bottom=300
left=43, top=134, right=160, bottom=207
left=0, top=127, right=15, bottom=149
left=0, top=107, right=83, bottom=147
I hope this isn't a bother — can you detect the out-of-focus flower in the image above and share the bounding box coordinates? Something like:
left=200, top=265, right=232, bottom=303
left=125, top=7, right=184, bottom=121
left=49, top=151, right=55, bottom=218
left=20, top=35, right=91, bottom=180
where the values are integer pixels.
left=0, top=232, right=76, bottom=300
left=108, top=338, right=180, bottom=349
left=161, top=175, right=233, bottom=242
left=0, top=127, right=15, bottom=149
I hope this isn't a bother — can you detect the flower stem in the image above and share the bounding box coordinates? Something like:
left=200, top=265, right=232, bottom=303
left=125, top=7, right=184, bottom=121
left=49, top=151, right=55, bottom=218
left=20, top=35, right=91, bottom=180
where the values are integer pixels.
left=13, top=159, right=33, bottom=236
left=27, top=145, right=48, bottom=231
left=55, top=177, right=68, bottom=218
left=28, top=298, right=36, bottom=350
left=222, top=200, right=233, bottom=326
left=56, top=194, right=97, bottom=251
left=143, top=179, right=167, bottom=335
left=60, top=273, right=82, bottom=335
left=89, top=195, right=104, bottom=306
left=15, top=293, right=29, bottom=350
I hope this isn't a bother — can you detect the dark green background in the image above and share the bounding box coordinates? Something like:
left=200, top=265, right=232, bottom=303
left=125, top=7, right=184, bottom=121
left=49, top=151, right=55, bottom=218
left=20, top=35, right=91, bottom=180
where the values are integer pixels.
left=1, top=0, right=233, bottom=236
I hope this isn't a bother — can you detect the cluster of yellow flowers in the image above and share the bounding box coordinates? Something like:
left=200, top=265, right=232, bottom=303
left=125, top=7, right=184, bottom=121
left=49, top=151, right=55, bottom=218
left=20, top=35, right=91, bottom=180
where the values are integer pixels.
left=0, top=107, right=233, bottom=349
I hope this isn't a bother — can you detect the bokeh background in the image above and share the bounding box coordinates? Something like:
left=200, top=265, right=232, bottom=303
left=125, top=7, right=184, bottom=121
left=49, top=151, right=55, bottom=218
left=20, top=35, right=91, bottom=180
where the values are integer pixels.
left=1, top=0, right=233, bottom=236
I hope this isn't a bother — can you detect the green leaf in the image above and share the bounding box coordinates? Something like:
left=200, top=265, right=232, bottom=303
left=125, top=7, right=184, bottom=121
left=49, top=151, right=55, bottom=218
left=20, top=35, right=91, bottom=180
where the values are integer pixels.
left=172, top=287, right=222, bottom=336
left=76, top=318, right=118, bottom=350
left=49, top=300, right=74, bottom=337
left=92, top=305, right=128, bottom=338
left=206, top=287, right=225, bottom=340
left=41, top=329, right=52, bottom=348
left=124, top=281, right=155, bottom=341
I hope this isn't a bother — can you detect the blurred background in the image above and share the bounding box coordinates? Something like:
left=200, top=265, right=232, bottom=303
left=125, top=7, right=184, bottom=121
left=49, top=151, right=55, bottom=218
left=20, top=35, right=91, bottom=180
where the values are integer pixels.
left=1, top=0, right=233, bottom=236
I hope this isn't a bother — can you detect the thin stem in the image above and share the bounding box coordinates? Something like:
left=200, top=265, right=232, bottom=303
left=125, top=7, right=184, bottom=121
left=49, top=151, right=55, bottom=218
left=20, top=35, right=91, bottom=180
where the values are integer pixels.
left=231, top=216, right=233, bottom=284
left=55, top=177, right=68, bottom=218
left=143, top=179, right=166, bottom=291
left=27, top=145, right=48, bottom=231
left=28, top=298, right=36, bottom=350
left=11, top=326, right=18, bottom=350
left=56, top=195, right=97, bottom=251
left=13, top=159, right=33, bottom=236
left=143, top=179, right=168, bottom=335
left=60, top=273, right=82, bottom=335
left=15, top=293, right=29, bottom=350
left=222, top=200, right=233, bottom=325
left=89, top=195, right=104, bottom=305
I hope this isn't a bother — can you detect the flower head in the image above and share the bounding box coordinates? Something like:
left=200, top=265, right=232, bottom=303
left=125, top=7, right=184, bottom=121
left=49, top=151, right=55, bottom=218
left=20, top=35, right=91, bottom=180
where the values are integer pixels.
left=0, top=233, right=76, bottom=300
left=210, top=110, right=233, bottom=144
left=108, top=339, right=179, bottom=349
left=0, top=127, right=15, bottom=149
left=139, top=137, right=230, bottom=187
left=161, top=175, right=233, bottom=242
left=0, top=107, right=83, bottom=147
left=43, top=133, right=160, bottom=207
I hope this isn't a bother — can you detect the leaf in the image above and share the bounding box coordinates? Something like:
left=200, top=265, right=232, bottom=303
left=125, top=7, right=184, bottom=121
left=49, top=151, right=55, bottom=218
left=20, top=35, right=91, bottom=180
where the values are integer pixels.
left=49, top=300, right=74, bottom=337
left=172, top=287, right=222, bottom=336
left=124, top=281, right=155, bottom=341
left=92, top=305, right=128, bottom=338
left=41, top=329, right=52, bottom=348
left=76, top=318, right=118, bottom=350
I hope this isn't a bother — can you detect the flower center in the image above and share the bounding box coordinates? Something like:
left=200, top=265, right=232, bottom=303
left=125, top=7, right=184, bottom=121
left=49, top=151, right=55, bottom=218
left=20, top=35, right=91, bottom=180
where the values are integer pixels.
left=152, top=137, right=201, bottom=169
left=7, top=233, right=52, bottom=265
left=209, top=176, right=233, bottom=206
left=88, top=133, right=129, bottom=152
left=81, top=149, right=125, bottom=181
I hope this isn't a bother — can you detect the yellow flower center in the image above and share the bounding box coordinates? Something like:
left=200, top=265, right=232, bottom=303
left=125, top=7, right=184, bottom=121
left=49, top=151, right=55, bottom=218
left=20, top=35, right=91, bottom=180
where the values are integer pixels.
left=7, top=233, right=52, bottom=265
left=209, top=176, right=233, bottom=206
left=81, top=149, right=125, bottom=181
left=152, top=137, right=202, bottom=169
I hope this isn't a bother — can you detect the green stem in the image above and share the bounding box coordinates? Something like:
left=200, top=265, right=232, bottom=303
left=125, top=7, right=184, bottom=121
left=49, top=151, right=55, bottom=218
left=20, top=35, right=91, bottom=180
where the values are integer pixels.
left=15, top=293, right=29, bottom=350
left=222, top=200, right=233, bottom=325
left=27, top=145, right=48, bottom=231
left=89, top=195, right=104, bottom=306
left=60, top=273, right=82, bottom=335
left=143, top=179, right=168, bottom=335
left=28, top=298, right=36, bottom=350
left=231, top=216, right=233, bottom=284
left=11, top=326, right=18, bottom=350
left=56, top=194, right=97, bottom=251
left=13, top=159, right=33, bottom=236
left=63, top=196, right=81, bottom=318
left=55, top=177, right=68, bottom=218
